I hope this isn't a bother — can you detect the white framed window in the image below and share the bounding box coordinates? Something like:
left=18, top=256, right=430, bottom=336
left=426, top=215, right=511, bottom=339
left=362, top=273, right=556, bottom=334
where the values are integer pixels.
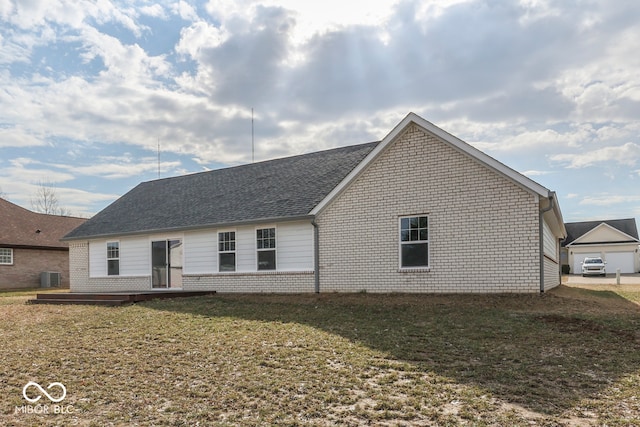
left=256, top=227, right=276, bottom=270
left=218, top=231, right=236, bottom=272
left=399, top=215, right=429, bottom=268
left=107, top=242, right=120, bottom=275
left=0, top=248, right=13, bottom=265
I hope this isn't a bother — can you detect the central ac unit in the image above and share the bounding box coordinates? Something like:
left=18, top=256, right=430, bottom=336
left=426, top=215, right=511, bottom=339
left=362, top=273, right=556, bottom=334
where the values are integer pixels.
left=41, top=272, right=61, bottom=288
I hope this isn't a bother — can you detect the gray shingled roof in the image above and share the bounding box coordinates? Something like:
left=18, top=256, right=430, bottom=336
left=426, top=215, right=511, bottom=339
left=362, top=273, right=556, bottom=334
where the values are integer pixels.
left=562, top=218, right=639, bottom=246
left=64, top=142, right=379, bottom=240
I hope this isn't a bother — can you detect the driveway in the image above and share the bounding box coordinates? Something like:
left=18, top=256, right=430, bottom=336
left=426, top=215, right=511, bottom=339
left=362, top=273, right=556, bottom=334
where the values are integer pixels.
left=563, top=274, right=640, bottom=285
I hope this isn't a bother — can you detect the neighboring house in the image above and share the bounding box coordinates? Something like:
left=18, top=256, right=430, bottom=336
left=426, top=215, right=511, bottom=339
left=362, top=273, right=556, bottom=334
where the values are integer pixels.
left=0, top=198, right=87, bottom=289
left=63, top=113, right=566, bottom=294
left=562, top=219, right=640, bottom=274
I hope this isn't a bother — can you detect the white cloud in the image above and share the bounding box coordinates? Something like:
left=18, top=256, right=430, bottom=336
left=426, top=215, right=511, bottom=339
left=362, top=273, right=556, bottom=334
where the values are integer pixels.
left=77, top=26, right=171, bottom=81
left=9, top=157, right=37, bottom=167
left=0, top=34, right=30, bottom=64
left=59, top=158, right=182, bottom=180
left=518, top=0, right=561, bottom=26
left=204, top=0, right=398, bottom=44
left=454, top=119, right=600, bottom=156
left=595, top=123, right=639, bottom=141
left=0, top=127, right=46, bottom=147
left=0, top=0, right=13, bottom=19
left=0, top=177, right=118, bottom=217
left=478, top=126, right=592, bottom=152
left=5, top=0, right=141, bottom=34
left=2, top=158, right=74, bottom=184
left=54, top=187, right=120, bottom=217
left=176, top=21, right=229, bottom=60
left=522, top=170, right=551, bottom=177
left=547, top=19, right=640, bottom=122
left=551, top=142, right=640, bottom=168
left=171, top=0, right=199, bottom=22
left=579, top=195, right=640, bottom=206
left=140, top=4, right=167, bottom=19
left=0, top=156, right=121, bottom=216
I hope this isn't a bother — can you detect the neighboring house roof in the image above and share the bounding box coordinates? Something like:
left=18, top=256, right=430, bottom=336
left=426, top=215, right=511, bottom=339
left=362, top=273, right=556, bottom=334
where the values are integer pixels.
left=562, top=218, right=639, bottom=247
left=64, top=142, right=379, bottom=240
left=0, top=198, right=87, bottom=249
left=64, top=112, right=566, bottom=241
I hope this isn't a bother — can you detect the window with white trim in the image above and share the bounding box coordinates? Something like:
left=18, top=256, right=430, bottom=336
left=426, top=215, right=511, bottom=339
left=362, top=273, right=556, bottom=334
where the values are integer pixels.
left=400, top=215, right=429, bottom=268
left=256, top=228, right=276, bottom=270
left=0, top=248, right=13, bottom=265
left=218, top=231, right=236, bottom=272
left=107, top=242, right=120, bottom=275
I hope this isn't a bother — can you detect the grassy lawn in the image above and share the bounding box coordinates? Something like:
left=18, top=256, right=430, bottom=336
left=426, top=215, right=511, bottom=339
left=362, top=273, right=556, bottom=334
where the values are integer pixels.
left=1, top=286, right=639, bottom=426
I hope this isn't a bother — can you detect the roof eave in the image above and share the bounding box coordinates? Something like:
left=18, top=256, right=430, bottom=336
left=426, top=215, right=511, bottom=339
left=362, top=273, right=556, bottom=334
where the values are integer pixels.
left=61, top=214, right=316, bottom=241
left=543, top=192, right=567, bottom=239
left=567, top=240, right=640, bottom=247
left=0, top=243, right=69, bottom=251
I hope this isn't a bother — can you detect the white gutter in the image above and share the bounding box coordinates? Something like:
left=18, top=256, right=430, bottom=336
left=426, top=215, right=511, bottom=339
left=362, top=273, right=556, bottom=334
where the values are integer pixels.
left=311, top=219, right=320, bottom=293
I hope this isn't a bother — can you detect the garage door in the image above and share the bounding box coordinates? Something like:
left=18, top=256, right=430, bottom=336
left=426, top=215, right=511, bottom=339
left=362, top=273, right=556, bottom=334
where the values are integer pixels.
left=573, top=253, right=601, bottom=274
left=604, top=252, right=635, bottom=274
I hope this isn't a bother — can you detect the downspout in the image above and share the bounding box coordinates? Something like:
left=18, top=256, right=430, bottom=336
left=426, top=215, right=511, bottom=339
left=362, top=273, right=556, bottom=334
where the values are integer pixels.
left=311, top=219, right=320, bottom=293
left=539, top=194, right=555, bottom=293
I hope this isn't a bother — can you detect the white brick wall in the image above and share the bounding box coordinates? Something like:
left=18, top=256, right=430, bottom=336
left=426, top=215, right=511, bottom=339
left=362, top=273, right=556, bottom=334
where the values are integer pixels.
left=183, top=271, right=314, bottom=293
left=315, top=124, right=542, bottom=293
left=69, top=242, right=88, bottom=291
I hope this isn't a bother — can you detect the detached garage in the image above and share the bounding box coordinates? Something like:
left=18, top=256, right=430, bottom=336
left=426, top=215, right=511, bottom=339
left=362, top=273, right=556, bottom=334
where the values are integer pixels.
left=563, top=219, right=640, bottom=274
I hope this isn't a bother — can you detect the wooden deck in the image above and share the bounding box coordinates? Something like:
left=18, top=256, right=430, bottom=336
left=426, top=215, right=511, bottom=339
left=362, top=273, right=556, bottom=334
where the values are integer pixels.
left=28, top=290, right=217, bottom=306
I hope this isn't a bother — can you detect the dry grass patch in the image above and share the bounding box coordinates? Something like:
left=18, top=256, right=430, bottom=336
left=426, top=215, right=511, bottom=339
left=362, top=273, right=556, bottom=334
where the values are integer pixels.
left=1, top=285, right=639, bottom=426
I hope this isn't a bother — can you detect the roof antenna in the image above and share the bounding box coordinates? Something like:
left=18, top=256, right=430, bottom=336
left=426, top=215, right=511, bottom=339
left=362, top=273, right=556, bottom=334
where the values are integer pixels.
left=251, top=108, right=255, bottom=163
left=157, top=137, right=160, bottom=179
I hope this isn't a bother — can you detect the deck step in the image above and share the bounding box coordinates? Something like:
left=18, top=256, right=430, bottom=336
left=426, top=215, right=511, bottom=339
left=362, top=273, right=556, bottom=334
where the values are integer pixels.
left=27, top=290, right=216, bottom=306
left=28, top=298, right=128, bottom=306
left=35, top=293, right=136, bottom=301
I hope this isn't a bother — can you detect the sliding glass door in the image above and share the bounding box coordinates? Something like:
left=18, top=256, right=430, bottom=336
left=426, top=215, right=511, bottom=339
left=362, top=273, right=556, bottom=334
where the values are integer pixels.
left=151, top=239, right=183, bottom=288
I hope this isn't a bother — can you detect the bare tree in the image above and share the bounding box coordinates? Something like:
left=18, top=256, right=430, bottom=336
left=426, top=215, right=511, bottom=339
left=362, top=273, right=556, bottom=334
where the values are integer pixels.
left=30, top=180, right=72, bottom=216
left=56, top=205, right=73, bottom=217
left=0, top=186, right=5, bottom=199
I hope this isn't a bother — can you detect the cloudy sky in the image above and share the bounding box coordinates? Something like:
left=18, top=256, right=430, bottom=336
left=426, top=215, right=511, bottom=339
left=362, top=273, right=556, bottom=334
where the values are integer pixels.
left=0, top=0, right=639, bottom=225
